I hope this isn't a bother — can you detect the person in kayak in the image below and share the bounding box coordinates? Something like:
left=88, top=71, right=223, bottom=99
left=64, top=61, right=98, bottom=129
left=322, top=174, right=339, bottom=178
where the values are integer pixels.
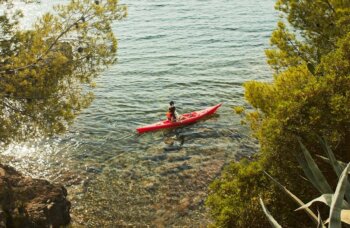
left=166, top=101, right=178, bottom=122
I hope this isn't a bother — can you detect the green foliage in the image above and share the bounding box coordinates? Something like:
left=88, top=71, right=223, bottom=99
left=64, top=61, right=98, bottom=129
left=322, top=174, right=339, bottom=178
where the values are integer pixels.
left=243, top=0, right=350, bottom=192
left=207, top=155, right=313, bottom=227
left=267, top=0, right=350, bottom=72
left=0, top=0, right=127, bottom=144
left=233, top=106, right=245, bottom=115
left=207, top=1, right=350, bottom=227
left=206, top=159, right=269, bottom=227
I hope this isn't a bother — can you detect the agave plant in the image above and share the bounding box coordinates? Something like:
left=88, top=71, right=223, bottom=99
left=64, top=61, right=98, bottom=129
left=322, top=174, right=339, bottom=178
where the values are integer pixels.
left=260, top=136, right=350, bottom=228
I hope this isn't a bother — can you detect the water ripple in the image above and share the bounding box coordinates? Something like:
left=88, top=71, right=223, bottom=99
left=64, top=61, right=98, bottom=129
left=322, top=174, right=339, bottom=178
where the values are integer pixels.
left=1, top=0, right=277, bottom=226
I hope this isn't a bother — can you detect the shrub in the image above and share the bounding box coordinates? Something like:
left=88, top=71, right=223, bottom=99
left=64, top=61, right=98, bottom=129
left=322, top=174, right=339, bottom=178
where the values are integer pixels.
left=206, top=1, right=350, bottom=227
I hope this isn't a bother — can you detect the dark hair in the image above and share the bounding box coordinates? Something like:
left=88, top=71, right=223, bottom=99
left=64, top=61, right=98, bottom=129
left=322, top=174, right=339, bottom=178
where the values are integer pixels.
left=169, top=101, right=174, bottom=105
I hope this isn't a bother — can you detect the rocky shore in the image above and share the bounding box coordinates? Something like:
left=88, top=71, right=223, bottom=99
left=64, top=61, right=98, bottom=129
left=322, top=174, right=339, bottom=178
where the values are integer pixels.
left=0, top=164, right=70, bottom=227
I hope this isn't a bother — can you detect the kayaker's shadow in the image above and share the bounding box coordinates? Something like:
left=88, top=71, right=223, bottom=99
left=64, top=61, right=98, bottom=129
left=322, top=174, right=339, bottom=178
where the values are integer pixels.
left=162, top=113, right=222, bottom=152
left=161, top=110, right=222, bottom=153
left=163, top=129, right=185, bottom=153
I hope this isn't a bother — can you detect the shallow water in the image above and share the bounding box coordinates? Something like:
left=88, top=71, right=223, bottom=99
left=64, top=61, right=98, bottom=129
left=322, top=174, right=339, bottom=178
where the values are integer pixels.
left=1, top=0, right=277, bottom=226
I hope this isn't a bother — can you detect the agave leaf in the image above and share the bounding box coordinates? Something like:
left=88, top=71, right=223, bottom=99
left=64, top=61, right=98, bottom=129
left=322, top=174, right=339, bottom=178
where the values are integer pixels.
left=264, top=171, right=319, bottom=225
left=316, top=155, right=347, bottom=171
left=325, top=217, right=329, bottom=224
left=317, top=136, right=350, bottom=202
left=317, top=210, right=323, bottom=228
left=329, top=163, right=350, bottom=228
left=297, top=139, right=333, bottom=194
left=259, top=198, right=282, bottom=228
left=296, top=155, right=323, bottom=193
left=295, top=194, right=350, bottom=211
left=296, top=194, right=332, bottom=211
left=317, top=136, right=342, bottom=176
left=325, top=210, right=350, bottom=225
left=341, top=210, right=350, bottom=225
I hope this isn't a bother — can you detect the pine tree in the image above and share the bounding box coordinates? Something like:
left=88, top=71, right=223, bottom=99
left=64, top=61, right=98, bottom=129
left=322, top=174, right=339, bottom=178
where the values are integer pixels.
left=207, top=1, right=350, bottom=227
left=0, top=0, right=127, bottom=144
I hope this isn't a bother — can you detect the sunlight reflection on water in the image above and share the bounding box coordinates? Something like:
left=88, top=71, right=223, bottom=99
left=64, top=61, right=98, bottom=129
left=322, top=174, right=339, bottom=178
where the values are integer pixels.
left=1, top=0, right=276, bottom=226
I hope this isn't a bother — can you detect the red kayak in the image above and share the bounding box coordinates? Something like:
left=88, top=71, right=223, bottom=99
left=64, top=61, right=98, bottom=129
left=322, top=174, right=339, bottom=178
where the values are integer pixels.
left=137, top=103, right=222, bottom=133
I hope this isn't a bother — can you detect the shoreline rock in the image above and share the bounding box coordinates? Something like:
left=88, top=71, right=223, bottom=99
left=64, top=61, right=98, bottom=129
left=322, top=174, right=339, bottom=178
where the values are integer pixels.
left=0, top=163, right=70, bottom=227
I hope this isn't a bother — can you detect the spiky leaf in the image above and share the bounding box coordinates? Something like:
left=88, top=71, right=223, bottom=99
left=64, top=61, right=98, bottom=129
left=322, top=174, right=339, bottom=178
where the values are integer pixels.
left=264, top=171, right=319, bottom=225
left=317, top=210, right=323, bottom=228
left=341, top=210, right=350, bottom=225
left=316, top=155, right=347, bottom=171
left=317, top=136, right=350, bottom=202
left=297, top=139, right=333, bottom=194
left=329, top=163, right=350, bottom=228
left=295, top=194, right=349, bottom=211
left=259, top=198, right=282, bottom=228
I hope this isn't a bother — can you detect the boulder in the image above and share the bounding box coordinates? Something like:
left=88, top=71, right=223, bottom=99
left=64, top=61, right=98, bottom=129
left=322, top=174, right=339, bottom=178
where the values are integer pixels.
left=0, top=164, right=70, bottom=227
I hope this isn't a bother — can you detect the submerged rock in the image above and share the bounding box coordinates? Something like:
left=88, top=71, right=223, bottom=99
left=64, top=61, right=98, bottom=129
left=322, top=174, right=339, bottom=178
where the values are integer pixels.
left=86, top=166, right=103, bottom=174
left=0, top=164, right=71, bottom=227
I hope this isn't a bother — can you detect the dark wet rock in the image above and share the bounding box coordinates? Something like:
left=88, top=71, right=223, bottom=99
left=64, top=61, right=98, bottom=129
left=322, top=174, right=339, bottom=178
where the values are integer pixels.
left=179, top=129, right=221, bottom=140
left=0, top=164, right=71, bottom=227
left=143, top=154, right=167, bottom=161
left=163, top=145, right=182, bottom=152
left=229, top=131, right=243, bottom=139
left=167, top=155, right=191, bottom=162
left=86, top=166, right=102, bottom=174
left=75, top=153, right=89, bottom=159
left=176, top=163, right=192, bottom=171
left=239, top=144, right=257, bottom=155
left=160, top=163, right=193, bottom=176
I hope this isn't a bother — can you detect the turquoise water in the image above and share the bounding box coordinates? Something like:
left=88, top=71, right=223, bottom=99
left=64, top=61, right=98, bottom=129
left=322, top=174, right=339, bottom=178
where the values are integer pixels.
left=1, top=0, right=277, bottom=226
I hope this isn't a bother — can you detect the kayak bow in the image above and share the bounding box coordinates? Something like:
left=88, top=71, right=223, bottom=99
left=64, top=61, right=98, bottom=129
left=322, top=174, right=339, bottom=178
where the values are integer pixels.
left=136, top=103, right=222, bottom=133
